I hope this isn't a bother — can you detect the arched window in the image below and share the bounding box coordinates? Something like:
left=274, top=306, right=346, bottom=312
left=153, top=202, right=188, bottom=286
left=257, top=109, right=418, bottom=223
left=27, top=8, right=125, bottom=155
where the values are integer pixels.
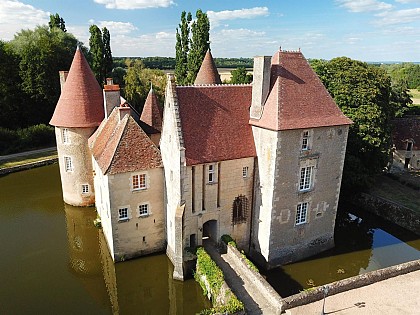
left=232, top=195, right=248, bottom=224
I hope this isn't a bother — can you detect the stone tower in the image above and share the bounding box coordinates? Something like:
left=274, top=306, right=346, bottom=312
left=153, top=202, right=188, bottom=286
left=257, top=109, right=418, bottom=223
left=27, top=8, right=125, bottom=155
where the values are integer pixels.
left=249, top=50, right=352, bottom=268
left=50, top=47, right=104, bottom=206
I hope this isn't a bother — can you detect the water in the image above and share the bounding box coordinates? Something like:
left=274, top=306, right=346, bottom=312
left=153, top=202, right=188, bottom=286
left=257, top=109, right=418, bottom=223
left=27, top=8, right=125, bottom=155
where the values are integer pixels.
left=0, top=164, right=210, bottom=314
left=1, top=165, right=419, bottom=311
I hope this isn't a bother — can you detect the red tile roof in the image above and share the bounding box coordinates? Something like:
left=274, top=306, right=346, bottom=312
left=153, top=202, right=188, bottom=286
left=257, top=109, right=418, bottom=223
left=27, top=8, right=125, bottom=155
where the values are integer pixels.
left=194, top=50, right=222, bottom=85
left=250, top=50, right=352, bottom=131
left=90, top=107, right=162, bottom=175
left=176, top=85, right=256, bottom=165
left=392, top=116, right=420, bottom=150
left=140, top=87, right=163, bottom=131
left=50, top=48, right=104, bottom=128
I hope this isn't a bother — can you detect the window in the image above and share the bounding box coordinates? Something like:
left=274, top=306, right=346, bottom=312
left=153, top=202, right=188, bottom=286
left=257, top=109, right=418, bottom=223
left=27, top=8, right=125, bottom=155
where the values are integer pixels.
left=406, top=141, right=413, bottom=152
left=132, top=174, right=146, bottom=190
left=232, top=195, right=248, bottom=224
left=62, top=128, right=69, bottom=144
left=118, top=207, right=129, bottom=221
left=242, top=166, right=249, bottom=178
left=296, top=202, right=308, bottom=225
left=208, top=165, right=215, bottom=183
left=81, top=184, right=89, bottom=194
left=64, top=156, right=73, bottom=172
left=299, top=166, right=313, bottom=191
left=301, top=130, right=310, bottom=150
left=139, top=204, right=149, bottom=217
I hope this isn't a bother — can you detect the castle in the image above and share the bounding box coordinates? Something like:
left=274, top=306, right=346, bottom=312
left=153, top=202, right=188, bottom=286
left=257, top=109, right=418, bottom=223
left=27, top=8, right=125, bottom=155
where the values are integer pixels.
left=50, top=47, right=351, bottom=280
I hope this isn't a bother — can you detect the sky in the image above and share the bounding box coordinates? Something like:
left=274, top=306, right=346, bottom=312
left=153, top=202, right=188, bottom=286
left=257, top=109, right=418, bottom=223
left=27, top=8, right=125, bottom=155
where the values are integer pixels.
left=0, top=0, right=419, bottom=61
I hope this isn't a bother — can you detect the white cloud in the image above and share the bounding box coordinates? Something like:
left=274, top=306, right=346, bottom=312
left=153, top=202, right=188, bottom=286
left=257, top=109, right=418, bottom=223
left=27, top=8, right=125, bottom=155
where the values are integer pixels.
left=375, top=7, right=420, bottom=24
left=97, top=21, right=138, bottom=34
left=336, top=0, right=392, bottom=12
left=93, top=0, right=174, bottom=10
left=395, top=0, right=420, bottom=3
left=207, top=7, right=269, bottom=27
left=0, top=0, right=50, bottom=40
left=110, top=31, right=175, bottom=56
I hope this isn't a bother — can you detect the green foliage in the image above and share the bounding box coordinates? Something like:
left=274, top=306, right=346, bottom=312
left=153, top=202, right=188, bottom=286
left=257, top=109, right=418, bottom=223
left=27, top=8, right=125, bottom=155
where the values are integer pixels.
left=221, top=235, right=259, bottom=273
left=221, top=234, right=235, bottom=245
left=214, top=58, right=253, bottom=68
left=49, top=13, right=66, bottom=32
left=0, top=124, right=55, bottom=155
left=311, top=57, right=403, bottom=192
left=229, top=66, right=252, bottom=84
left=124, top=59, right=166, bottom=113
left=382, top=62, right=420, bottom=90
left=89, top=24, right=104, bottom=84
left=102, top=27, right=113, bottom=80
left=175, top=11, right=191, bottom=85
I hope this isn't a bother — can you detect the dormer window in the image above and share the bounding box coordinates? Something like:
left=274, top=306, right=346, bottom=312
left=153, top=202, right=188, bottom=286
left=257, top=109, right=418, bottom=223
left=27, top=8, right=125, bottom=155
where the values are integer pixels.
left=301, top=130, right=310, bottom=151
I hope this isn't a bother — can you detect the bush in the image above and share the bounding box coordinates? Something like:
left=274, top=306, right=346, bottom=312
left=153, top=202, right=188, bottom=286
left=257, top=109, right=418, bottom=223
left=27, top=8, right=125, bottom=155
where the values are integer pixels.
left=0, top=128, right=19, bottom=154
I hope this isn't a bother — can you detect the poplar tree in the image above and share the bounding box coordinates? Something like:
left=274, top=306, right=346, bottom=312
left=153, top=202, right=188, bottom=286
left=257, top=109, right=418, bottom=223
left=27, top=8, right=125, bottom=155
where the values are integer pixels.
left=89, top=25, right=104, bottom=84
left=102, top=27, right=113, bottom=80
left=49, top=13, right=66, bottom=32
left=174, top=11, right=191, bottom=85
left=187, top=9, right=210, bottom=83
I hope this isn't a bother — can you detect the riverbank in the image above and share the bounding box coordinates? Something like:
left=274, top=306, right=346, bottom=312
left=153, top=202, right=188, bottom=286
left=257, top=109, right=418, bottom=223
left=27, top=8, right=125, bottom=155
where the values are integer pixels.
left=0, top=147, right=57, bottom=175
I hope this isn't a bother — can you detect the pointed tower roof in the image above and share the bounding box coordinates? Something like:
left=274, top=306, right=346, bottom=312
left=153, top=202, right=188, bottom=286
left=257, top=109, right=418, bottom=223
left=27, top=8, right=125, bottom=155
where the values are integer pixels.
left=50, top=47, right=104, bottom=128
left=194, top=49, right=221, bottom=85
left=250, top=50, right=352, bottom=130
left=140, top=86, right=163, bottom=131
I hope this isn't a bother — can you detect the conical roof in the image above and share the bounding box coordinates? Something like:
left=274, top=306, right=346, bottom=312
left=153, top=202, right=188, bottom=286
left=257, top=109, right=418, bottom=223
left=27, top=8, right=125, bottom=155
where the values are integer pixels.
left=194, top=49, right=221, bottom=85
left=50, top=47, right=104, bottom=128
left=140, top=86, right=163, bottom=131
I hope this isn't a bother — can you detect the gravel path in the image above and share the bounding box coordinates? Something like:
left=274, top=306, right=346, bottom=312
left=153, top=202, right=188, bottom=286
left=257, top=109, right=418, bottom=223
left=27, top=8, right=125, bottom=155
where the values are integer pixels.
left=0, top=147, right=56, bottom=161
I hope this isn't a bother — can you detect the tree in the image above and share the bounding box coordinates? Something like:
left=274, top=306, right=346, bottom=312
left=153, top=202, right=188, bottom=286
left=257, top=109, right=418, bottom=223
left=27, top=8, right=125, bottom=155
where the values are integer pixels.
left=311, top=57, right=402, bottom=192
left=187, top=9, right=210, bottom=83
left=175, top=11, right=191, bottom=85
left=230, top=67, right=252, bottom=84
left=89, top=25, right=104, bottom=84
left=9, top=26, right=80, bottom=126
left=124, top=60, right=166, bottom=113
left=49, top=13, right=66, bottom=32
left=102, top=27, right=113, bottom=80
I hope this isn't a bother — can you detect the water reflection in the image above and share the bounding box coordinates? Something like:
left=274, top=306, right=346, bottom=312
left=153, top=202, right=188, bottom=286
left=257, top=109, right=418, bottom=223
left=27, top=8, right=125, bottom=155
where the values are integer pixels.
left=263, top=208, right=420, bottom=297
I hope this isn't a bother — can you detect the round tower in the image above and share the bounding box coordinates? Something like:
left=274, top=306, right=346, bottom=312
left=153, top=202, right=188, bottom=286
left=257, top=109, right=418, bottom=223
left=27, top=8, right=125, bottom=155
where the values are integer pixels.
left=50, top=47, right=104, bottom=206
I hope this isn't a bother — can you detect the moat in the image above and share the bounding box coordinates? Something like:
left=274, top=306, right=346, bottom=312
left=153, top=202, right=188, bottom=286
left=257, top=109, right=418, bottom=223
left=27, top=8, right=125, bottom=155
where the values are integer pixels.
left=1, top=164, right=419, bottom=314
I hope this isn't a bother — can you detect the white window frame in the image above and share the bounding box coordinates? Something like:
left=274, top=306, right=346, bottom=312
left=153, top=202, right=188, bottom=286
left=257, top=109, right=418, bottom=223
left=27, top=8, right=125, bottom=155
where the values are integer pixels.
left=296, top=202, right=308, bottom=225
left=118, top=207, right=129, bottom=221
left=208, top=164, right=215, bottom=183
left=64, top=156, right=73, bottom=172
left=299, top=166, right=313, bottom=191
left=62, top=128, right=70, bottom=144
left=132, top=173, right=147, bottom=191
left=301, top=130, right=310, bottom=151
left=242, top=166, right=249, bottom=178
left=81, top=184, right=89, bottom=194
left=138, top=203, right=150, bottom=217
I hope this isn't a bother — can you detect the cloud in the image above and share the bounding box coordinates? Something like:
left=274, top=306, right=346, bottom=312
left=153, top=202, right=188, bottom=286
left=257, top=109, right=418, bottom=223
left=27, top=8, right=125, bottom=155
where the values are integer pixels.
left=375, top=7, right=420, bottom=24
left=335, top=0, right=392, bottom=12
left=93, top=0, right=174, bottom=10
left=97, top=21, right=138, bottom=34
left=207, top=7, right=269, bottom=27
left=0, top=0, right=50, bottom=40
left=395, top=0, right=420, bottom=3
left=110, top=31, right=174, bottom=56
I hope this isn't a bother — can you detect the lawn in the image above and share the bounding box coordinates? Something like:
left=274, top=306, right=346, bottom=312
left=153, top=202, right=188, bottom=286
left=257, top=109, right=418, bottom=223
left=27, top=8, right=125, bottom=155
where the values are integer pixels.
left=409, top=89, right=420, bottom=105
left=0, top=151, right=58, bottom=169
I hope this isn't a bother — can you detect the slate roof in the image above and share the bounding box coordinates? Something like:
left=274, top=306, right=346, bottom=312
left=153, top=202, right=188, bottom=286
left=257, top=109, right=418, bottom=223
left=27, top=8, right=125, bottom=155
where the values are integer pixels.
left=392, top=116, right=420, bottom=150
left=140, top=87, right=163, bottom=132
left=50, top=47, right=104, bottom=128
left=90, top=106, right=162, bottom=175
left=176, top=85, right=255, bottom=166
left=250, top=50, right=352, bottom=131
left=194, top=50, right=222, bottom=85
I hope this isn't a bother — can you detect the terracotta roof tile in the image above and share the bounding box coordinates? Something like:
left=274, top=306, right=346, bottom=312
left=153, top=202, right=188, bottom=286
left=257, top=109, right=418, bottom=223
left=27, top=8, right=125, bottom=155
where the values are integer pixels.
left=140, top=87, right=163, bottom=131
left=177, top=85, right=255, bottom=165
left=250, top=50, right=352, bottom=131
left=392, top=117, right=420, bottom=150
left=194, top=50, right=222, bottom=85
left=50, top=48, right=104, bottom=128
left=90, top=107, right=162, bottom=175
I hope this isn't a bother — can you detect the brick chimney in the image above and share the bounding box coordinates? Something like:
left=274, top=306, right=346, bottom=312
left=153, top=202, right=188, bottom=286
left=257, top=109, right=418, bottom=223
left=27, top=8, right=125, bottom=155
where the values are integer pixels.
left=250, top=56, right=271, bottom=120
left=103, top=78, right=121, bottom=119
left=118, top=102, right=131, bottom=121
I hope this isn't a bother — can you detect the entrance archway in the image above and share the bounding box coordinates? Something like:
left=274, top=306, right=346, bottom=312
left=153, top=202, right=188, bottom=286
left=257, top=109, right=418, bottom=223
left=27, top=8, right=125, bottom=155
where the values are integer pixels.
left=202, top=220, right=217, bottom=242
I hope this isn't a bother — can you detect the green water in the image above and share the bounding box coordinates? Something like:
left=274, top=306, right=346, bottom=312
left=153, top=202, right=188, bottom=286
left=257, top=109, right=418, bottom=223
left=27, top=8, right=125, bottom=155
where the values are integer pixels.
left=0, top=164, right=210, bottom=314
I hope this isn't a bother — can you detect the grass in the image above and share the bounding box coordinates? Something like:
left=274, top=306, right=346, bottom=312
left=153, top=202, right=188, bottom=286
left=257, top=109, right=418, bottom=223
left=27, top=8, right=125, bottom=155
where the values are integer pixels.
left=409, top=89, right=420, bottom=105
left=0, top=151, right=58, bottom=169
left=371, top=173, right=420, bottom=213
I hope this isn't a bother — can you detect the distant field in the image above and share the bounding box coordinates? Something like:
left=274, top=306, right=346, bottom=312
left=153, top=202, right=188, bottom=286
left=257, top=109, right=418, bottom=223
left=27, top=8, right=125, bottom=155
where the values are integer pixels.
left=409, top=89, right=420, bottom=105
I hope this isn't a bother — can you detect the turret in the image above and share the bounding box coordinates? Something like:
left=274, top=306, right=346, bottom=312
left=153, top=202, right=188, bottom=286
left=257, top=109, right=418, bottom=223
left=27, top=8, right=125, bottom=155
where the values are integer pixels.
left=50, top=47, right=104, bottom=206
left=194, top=49, right=221, bottom=85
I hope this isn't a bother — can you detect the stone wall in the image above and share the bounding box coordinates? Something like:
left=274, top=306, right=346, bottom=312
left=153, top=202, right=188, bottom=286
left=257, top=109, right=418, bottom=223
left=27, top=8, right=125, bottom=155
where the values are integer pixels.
left=0, top=158, right=57, bottom=175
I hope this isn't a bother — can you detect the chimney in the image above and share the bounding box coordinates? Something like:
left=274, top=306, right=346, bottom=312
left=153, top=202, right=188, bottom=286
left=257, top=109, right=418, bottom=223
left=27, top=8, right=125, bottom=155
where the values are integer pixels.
left=250, top=56, right=271, bottom=120
left=59, top=71, right=69, bottom=91
left=118, top=102, right=131, bottom=121
left=103, top=78, right=121, bottom=118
